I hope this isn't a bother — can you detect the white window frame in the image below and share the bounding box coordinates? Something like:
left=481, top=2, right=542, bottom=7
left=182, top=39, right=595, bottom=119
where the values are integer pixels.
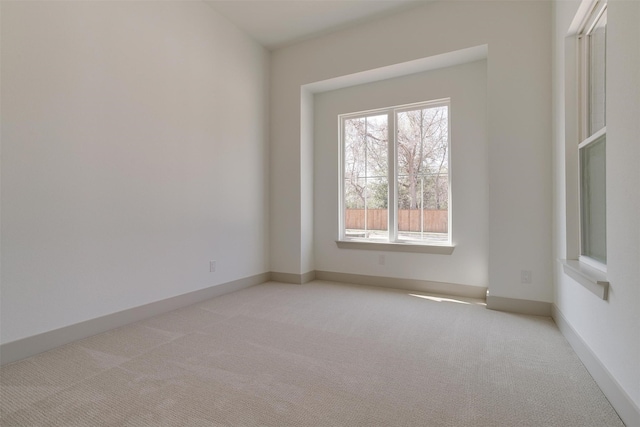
left=577, top=0, right=607, bottom=272
left=338, top=99, right=453, bottom=252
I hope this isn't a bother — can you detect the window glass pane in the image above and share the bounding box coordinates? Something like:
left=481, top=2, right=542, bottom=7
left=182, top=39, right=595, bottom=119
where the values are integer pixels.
left=580, top=135, right=606, bottom=263
left=343, top=115, right=388, bottom=240
left=589, top=9, right=606, bottom=135
left=396, top=106, right=449, bottom=243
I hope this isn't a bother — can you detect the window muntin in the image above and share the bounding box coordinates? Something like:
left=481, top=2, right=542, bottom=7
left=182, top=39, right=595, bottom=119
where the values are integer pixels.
left=578, top=0, right=607, bottom=267
left=340, top=100, right=451, bottom=246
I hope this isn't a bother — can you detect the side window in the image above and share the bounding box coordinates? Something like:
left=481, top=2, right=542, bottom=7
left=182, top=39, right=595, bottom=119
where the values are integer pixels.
left=578, top=1, right=607, bottom=268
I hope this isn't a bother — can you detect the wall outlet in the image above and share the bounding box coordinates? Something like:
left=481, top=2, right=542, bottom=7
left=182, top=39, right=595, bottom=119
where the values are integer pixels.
left=520, top=270, right=532, bottom=284
left=378, top=254, right=386, bottom=266
left=210, top=260, right=216, bottom=273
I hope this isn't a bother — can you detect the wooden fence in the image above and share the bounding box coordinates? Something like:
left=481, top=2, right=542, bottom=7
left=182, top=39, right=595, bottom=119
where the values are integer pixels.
left=345, top=209, right=448, bottom=233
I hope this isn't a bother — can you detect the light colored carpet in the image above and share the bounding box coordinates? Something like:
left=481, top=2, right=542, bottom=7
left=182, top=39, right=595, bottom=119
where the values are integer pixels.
left=0, top=280, right=624, bottom=426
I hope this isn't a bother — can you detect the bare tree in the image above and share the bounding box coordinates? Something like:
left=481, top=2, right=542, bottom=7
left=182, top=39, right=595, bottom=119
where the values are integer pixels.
left=344, top=115, right=388, bottom=209
left=397, top=106, right=448, bottom=210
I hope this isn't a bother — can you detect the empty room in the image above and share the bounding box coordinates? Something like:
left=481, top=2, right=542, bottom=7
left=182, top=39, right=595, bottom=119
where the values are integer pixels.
left=1, top=0, right=638, bottom=425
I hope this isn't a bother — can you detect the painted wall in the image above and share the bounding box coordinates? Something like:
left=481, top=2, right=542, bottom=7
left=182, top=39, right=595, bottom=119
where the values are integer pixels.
left=552, top=0, right=640, bottom=412
left=314, top=61, right=488, bottom=287
left=1, top=1, right=270, bottom=344
left=270, top=1, right=552, bottom=302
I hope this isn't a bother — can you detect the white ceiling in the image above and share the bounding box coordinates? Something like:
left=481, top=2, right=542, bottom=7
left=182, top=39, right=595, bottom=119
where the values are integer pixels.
left=204, top=0, right=424, bottom=50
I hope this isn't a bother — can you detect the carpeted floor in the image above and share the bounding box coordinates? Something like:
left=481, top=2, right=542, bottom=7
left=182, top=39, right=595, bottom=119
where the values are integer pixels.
left=0, top=281, right=624, bottom=426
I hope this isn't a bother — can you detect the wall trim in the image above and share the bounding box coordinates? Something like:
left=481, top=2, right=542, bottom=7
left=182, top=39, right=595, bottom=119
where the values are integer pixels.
left=560, top=259, right=609, bottom=300
left=301, top=270, right=316, bottom=283
left=335, top=240, right=455, bottom=254
left=270, top=271, right=316, bottom=284
left=552, top=305, right=640, bottom=427
left=314, top=270, right=487, bottom=299
left=486, top=295, right=552, bottom=317
left=0, top=272, right=270, bottom=366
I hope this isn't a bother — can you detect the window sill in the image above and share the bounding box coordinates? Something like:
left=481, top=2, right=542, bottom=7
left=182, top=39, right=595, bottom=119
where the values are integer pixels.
left=336, top=240, right=455, bottom=255
left=560, top=259, right=609, bottom=300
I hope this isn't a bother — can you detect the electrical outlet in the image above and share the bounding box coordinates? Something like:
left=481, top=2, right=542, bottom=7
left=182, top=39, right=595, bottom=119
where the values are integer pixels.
left=520, top=270, right=532, bottom=284
left=210, top=261, right=216, bottom=273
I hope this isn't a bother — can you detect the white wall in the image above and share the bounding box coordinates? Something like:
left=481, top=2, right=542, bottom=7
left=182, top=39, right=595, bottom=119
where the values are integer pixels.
left=314, top=61, right=488, bottom=287
left=270, top=1, right=552, bottom=302
left=0, top=1, right=270, bottom=344
left=552, top=0, right=640, bottom=413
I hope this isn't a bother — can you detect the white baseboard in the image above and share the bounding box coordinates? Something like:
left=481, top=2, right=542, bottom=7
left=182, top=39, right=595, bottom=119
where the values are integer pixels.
left=314, top=270, right=487, bottom=299
left=486, top=295, right=552, bottom=317
left=552, top=305, right=640, bottom=427
left=270, top=271, right=316, bottom=284
left=0, top=272, right=269, bottom=366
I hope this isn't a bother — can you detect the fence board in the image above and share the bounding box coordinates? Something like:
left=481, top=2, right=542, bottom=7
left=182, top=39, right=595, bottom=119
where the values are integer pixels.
left=345, top=209, right=448, bottom=233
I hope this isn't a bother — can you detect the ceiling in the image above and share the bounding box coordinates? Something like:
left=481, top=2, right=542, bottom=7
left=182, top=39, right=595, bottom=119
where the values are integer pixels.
left=204, top=0, right=424, bottom=50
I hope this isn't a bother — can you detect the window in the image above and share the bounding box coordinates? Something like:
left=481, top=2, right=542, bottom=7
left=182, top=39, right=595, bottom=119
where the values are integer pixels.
left=578, top=1, right=607, bottom=269
left=339, top=100, right=451, bottom=246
